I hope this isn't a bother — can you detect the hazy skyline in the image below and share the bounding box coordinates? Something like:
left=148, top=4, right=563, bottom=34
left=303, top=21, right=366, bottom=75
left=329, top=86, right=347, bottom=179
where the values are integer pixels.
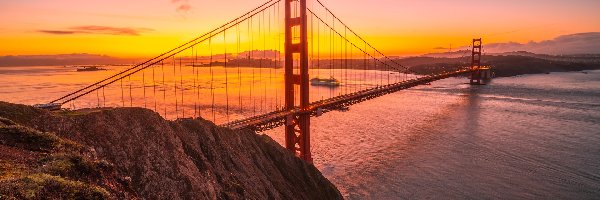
left=1, top=0, right=599, bottom=57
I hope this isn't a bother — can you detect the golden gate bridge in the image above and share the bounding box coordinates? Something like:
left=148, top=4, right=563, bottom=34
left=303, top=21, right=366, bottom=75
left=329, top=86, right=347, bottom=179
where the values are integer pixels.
left=39, top=0, right=491, bottom=162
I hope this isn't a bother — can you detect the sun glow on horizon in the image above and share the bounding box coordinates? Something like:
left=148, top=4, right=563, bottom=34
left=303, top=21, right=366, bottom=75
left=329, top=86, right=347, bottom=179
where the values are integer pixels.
left=1, top=0, right=599, bottom=58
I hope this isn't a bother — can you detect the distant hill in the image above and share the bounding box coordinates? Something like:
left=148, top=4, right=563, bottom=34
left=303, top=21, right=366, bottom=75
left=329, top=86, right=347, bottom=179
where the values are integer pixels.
left=0, top=54, right=135, bottom=67
left=0, top=50, right=282, bottom=67
left=404, top=54, right=600, bottom=77
left=422, top=50, right=472, bottom=58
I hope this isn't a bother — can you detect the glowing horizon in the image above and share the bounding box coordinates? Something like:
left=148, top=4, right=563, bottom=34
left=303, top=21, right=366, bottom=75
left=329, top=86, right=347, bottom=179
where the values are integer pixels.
left=1, top=0, right=599, bottom=58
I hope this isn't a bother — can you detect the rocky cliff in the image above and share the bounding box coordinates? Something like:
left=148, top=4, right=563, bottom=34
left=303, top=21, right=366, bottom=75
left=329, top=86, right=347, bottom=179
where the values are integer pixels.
left=0, top=102, right=342, bottom=199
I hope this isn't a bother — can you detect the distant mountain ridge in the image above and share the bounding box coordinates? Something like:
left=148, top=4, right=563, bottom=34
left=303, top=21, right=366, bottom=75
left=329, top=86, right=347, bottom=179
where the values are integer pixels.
left=422, top=50, right=472, bottom=58
left=0, top=50, right=282, bottom=67
left=425, top=32, right=600, bottom=58
left=0, top=53, right=135, bottom=67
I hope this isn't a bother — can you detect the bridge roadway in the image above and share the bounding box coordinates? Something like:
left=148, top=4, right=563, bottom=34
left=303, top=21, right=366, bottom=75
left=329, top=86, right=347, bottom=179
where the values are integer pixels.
left=221, top=68, right=479, bottom=132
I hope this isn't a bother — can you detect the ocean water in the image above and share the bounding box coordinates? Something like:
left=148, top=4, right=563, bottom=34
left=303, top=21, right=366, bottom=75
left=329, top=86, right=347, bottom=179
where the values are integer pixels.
left=0, top=65, right=403, bottom=124
left=274, top=70, right=600, bottom=199
left=1, top=66, right=599, bottom=199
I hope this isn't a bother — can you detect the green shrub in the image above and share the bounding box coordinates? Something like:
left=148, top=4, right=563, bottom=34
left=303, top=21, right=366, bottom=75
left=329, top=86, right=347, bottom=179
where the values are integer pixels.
left=41, top=154, right=103, bottom=180
left=0, top=125, right=60, bottom=152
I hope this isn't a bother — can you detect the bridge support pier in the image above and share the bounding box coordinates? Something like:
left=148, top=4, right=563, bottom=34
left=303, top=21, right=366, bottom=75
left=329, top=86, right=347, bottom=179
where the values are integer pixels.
left=284, top=0, right=312, bottom=163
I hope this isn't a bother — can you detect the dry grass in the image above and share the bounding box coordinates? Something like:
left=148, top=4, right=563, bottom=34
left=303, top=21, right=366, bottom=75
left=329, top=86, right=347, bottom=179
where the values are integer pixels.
left=0, top=122, right=81, bottom=153
left=41, top=154, right=110, bottom=181
left=0, top=118, right=111, bottom=199
left=0, top=173, right=108, bottom=200
left=0, top=117, right=16, bottom=126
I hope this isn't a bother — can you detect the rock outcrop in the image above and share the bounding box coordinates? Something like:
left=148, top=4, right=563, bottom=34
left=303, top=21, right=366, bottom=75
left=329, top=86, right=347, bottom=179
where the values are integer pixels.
left=0, top=102, right=342, bottom=199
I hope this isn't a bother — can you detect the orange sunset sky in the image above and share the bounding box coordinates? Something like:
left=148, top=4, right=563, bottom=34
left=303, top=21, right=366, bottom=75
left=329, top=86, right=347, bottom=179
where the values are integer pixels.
left=1, top=0, right=599, bottom=58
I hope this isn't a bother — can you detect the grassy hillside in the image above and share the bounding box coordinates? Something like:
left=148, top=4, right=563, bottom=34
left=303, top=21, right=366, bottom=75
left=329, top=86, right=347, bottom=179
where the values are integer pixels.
left=0, top=117, right=136, bottom=199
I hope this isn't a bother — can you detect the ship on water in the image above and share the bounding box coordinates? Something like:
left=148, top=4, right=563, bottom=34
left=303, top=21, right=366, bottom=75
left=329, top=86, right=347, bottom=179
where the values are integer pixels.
left=310, top=76, right=341, bottom=87
left=75, top=66, right=107, bottom=72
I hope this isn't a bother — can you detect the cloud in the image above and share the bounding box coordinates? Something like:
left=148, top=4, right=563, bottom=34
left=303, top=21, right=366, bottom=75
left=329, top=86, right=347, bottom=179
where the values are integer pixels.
left=38, top=30, right=77, bottom=35
left=177, top=4, right=191, bottom=12
left=482, top=32, right=600, bottom=55
left=38, top=26, right=153, bottom=36
left=72, top=26, right=153, bottom=36
left=171, top=0, right=192, bottom=13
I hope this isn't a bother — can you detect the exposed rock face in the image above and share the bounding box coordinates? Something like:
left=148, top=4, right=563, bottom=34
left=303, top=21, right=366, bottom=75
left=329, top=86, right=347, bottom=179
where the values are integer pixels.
left=0, top=102, right=342, bottom=199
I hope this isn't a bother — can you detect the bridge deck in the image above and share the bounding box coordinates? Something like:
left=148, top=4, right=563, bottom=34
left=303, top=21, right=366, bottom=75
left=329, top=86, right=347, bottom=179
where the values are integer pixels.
left=221, top=68, right=477, bottom=132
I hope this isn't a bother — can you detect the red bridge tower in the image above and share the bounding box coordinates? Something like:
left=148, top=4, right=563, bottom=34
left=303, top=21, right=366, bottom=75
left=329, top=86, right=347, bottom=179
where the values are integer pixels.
left=470, top=38, right=483, bottom=84
left=284, top=0, right=312, bottom=162
left=469, top=38, right=492, bottom=84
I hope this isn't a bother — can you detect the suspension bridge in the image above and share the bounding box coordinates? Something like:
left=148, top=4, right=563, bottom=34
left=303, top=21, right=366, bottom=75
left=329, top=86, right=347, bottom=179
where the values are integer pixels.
left=38, top=0, right=491, bottom=162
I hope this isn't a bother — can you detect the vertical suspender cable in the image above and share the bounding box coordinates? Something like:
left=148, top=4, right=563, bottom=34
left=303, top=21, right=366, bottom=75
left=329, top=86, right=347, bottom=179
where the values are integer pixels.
left=329, top=14, right=333, bottom=98
left=316, top=14, right=321, bottom=100
left=387, top=52, right=390, bottom=85
left=96, top=90, right=100, bottom=108
left=102, top=86, right=106, bottom=107
left=310, top=11, right=314, bottom=102
left=339, top=25, right=343, bottom=95
left=179, top=58, right=184, bottom=118
left=129, top=75, right=133, bottom=107
left=350, top=37, right=353, bottom=93
left=263, top=11, right=268, bottom=112
left=121, top=78, right=124, bottom=107
left=268, top=7, right=273, bottom=110
left=173, top=56, right=178, bottom=119
left=209, top=38, right=215, bottom=122
left=344, top=27, right=347, bottom=95
left=195, top=46, right=201, bottom=118
left=330, top=10, right=334, bottom=89
left=276, top=1, right=281, bottom=110
left=363, top=42, right=366, bottom=90
left=153, top=64, right=157, bottom=112
left=192, top=47, right=197, bottom=118
left=143, top=67, right=147, bottom=108
left=224, top=31, right=230, bottom=123
left=375, top=49, right=379, bottom=87
left=162, top=61, right=166, bottom=118
left=259, top=12, right=265, bottom=114
left=250, top=17, right=256, bottom=116
left=237, top=23, right=243, bottom=114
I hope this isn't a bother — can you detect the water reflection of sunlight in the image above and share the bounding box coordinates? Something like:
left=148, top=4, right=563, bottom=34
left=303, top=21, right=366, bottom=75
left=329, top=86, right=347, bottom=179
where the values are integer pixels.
left=0, top=65, right=409, bottom=124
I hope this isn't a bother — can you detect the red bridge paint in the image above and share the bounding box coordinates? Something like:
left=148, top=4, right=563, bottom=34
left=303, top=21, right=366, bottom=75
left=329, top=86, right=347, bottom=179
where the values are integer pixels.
left=284, top=0, right=312, bottom=162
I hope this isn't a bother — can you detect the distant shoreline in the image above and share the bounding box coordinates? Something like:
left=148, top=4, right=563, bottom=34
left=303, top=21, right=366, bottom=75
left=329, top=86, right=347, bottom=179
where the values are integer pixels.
left=2, top=53, right=599, bottom=79
left=408, top=54, right=600, bottom=78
